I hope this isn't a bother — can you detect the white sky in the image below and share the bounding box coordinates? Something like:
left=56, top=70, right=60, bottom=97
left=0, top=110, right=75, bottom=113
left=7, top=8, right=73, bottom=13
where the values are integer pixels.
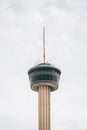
left=0, top=0, right=87, bottom=130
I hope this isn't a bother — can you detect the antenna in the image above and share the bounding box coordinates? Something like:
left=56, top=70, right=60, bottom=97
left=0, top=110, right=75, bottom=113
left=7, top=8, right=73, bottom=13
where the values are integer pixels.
left=43, top=27, right=45, bottom=63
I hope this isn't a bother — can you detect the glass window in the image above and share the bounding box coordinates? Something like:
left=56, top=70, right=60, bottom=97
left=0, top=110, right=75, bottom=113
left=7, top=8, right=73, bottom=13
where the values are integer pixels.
left=31, top=74, right=57, bottom=83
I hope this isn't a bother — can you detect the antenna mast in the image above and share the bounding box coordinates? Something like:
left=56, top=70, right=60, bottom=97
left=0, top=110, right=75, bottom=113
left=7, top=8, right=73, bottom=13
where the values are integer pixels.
left=43, top=27, right=45, bottom=63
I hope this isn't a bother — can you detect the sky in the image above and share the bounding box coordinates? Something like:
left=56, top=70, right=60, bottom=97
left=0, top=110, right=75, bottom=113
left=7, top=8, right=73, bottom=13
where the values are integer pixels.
left=0, top=0, right=87, bottom=130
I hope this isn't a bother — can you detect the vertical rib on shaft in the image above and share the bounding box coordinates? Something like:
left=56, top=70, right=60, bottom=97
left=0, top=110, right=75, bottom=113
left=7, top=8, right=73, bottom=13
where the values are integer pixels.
left=38, top=86, right=50, bottom=130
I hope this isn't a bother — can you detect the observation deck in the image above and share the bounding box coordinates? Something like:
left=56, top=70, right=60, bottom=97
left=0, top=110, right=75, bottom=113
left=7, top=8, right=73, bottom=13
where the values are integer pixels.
left=28, top=63, right=61, bottom=92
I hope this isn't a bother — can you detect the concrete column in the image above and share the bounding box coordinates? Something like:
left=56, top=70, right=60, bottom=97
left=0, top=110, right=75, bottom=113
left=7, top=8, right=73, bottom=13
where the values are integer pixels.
left=38, top=86, right=50, bottom=130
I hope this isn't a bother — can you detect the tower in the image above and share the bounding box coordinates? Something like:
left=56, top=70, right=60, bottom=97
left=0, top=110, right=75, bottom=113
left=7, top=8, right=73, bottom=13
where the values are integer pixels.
left=28, top=28, right=61, bottom=130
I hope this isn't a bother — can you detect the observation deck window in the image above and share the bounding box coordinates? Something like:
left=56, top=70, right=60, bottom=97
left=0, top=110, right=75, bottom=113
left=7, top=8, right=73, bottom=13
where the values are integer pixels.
left=31, top=74, right=57, bottom=83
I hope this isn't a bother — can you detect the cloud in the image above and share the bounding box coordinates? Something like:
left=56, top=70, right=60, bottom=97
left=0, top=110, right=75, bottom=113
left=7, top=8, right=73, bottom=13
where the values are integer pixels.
left=0, top=0, right=87, bottom=130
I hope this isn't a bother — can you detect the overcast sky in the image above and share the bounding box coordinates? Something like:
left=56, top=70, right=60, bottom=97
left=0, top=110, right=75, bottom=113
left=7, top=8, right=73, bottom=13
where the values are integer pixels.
left=0, top=0, right=87, bottom=130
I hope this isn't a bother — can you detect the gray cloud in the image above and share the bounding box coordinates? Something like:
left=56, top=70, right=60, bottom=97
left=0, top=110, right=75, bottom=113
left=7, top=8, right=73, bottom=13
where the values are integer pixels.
left=0, top=0, right=87, bottom=130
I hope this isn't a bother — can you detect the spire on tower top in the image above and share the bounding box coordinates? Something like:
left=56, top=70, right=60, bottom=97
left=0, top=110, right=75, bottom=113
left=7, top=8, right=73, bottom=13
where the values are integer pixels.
left=43, top=27, right=45, bottom=63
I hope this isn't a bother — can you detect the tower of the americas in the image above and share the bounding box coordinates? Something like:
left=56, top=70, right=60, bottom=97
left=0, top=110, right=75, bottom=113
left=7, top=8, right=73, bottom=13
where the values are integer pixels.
left=28, top=27, right=61, bottom=130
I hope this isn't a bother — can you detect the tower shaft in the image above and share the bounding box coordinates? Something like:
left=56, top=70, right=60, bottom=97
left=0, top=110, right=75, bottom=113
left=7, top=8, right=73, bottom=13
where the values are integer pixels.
left=38, top=86, right=50, bottom=130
